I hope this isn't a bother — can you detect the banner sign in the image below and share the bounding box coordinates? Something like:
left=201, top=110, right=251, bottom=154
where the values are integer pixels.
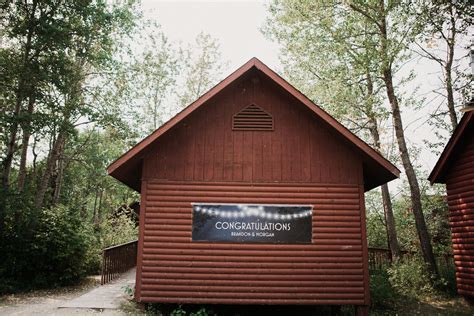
left=192, top=204, right=312, bottom=243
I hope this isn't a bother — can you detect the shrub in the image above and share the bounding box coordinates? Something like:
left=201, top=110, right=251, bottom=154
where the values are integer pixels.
left=387, top=257, right=435, bottom=298
left=145, top=304, right=216, bottom=316
left=436, top=256, right=457, bottom=295
left=370, top=270, right=398, bottom=309
left=0, top=203, right=93, bottom=293
left=84, top=213, right=139, bottom=275
left=32, top=205, right=93, bottom=285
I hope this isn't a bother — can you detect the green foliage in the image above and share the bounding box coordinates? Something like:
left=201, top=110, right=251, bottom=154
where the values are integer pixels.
left=370, top=256, right=457, bottom=311
left=263, top=0, right=393, bottom=141
left=0, top=0, right=141, bottom=151
left=385, top=179, right=451, bottom=256
left=370, top=270, right=399, bottom=310
left=100, top=213, right=138, bottom=249
left=0, top=200, right=138, bottom=293
left=436, top=256, right=457, bottom=296
left=387, top=257, right=436, bottom=298
left=100, top=26, right=228, bottom=139
left=60, top=128, right=137, bottom=215
left=122, top=284, right=135, bottom=297
left=422, top=188, right=451, bottom=256
left=85, top=213, right=138, bottom=274
left=365, top=191, right=388, bottom=249
left=0, top=203, right=92, bottom=293
left=171, top=305, right=187, bottom=316
left=33, top=205, right=93, bottom=285
left=145, top=304, right=216, bottom=316
left=178, top=32, right=228, bottom=109
left=1, top=0, right=227, bottom=293
left=0, top=128, right=139, bottom=292
left=365, top=172, right=452, bottom=258
left=191, top=308, right=210, bottom=316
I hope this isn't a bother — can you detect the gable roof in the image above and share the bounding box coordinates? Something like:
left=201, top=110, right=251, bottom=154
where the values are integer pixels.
left=108, top=57, right=400, bottom=192
left=429, top=111, right=474, bottom=184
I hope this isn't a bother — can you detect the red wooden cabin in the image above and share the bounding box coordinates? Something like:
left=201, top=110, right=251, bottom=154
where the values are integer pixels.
left=108, top=58, right=399, bottom=314
left=429, top=111, right=474, bottom=298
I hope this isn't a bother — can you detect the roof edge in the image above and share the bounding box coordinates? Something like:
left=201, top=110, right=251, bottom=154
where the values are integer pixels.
left=107, top=58, right=260, bottom=176
left=251, top=58, right=400, bottom=178
left=108, top=57, right=400, bottom=184
left=428, top=111, right=473, bottom=184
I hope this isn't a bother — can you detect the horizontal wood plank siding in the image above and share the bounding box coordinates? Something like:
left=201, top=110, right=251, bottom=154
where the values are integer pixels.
left=446, top=129, right=474, bottom=298
left=137, top=181, right=366, bottom=305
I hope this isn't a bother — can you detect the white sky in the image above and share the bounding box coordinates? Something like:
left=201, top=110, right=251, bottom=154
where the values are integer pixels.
left=140, top=0, right=470, bottom=194
left=141, top=0, right=280, bottom=71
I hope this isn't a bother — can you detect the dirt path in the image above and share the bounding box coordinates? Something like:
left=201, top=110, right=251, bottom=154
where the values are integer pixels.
left=0, top=276, right=133, bottom=316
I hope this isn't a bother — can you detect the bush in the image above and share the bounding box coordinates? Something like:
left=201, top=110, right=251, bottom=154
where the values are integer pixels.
left=84, top=213, right=139, bottom=275
left=387, top=257, right=436, bottom=298
left=146, top=304, right=215, bottom=316
left=0, top=203, right=93, bottom=293
left=437, top=256, right=457, bottom=295
left=370, top=270, right=399, bottom=309
left=32, top=205, right=93, bottom=285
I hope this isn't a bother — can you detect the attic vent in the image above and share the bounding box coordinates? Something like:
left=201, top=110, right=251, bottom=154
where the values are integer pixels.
left=232, top=104, right=273, bottom=131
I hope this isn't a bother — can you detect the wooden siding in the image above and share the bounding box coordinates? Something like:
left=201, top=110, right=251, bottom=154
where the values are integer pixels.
left=136, top=181, right=368, bottom=305
left=142, top=71, right=362, bottom=185
left=446, top=128, right=474, bottom=298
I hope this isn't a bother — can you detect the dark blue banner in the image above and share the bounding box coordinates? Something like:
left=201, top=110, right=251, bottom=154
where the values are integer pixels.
left=192, top=204, right=313, bottom=243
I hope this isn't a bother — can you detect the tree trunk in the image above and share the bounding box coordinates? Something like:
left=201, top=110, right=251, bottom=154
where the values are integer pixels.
left=365, top=69, right=401, bottom=261
left=1, top=0, right=37, bottom=191
left=17, top=94, right=35, bottom=191
left=97, top=189, right=103, bottom=225
left=93, top=189, right=98, bottom=224
left=34, top=57, right=82, bottom=209
left=52, top=145, right=65, bottom=205
left=445, top=5, right=457, bottom=130
left=34, top=131, right=66, bottom=210
left=32, top=135, right=38, bottom=175
left=368, top=120, right=401, bottom=261
left=377, top=0, right=438, bottom=276
left=445, top=66, right=457, bottom=130
left=380, top=184, right=400, bottom=260
left=383, top=67, right=438, bottom=276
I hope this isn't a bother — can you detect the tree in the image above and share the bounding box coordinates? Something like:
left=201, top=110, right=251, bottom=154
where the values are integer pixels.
left=416, top=0, right=473, bottom=131
left=0, top=0, right=141, bottom=290
left=31, top=1, right=138, bottom=210
left=109, top=23, right=182, bottom=136
left=138, top=30, right=180, bottom=131
left=264, top=0, right=401, bottom=260
left=0, top=0, right=139, bottom=212
left=345, top=0, right=438, bottom=276
left=178, top=32, right=228, bottom=108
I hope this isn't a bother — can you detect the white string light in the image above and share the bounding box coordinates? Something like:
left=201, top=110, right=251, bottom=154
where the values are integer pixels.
left=193, top=204, right=312, bottom=220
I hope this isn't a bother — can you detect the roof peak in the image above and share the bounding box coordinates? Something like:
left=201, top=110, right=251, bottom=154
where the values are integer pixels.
left=108, top=58, right=399, bottom=192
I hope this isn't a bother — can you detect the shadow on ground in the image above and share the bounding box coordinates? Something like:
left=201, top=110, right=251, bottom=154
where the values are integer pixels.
left=143, top=303, right=357, bottom=316
left=371, top=294, right=474, bottom=316
left=134, top=296, right=474, bottom=316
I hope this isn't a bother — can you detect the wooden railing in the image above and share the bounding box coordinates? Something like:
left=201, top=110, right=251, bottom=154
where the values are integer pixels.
left=368, top=247, right=417, bottom=271
left=101, top=240, right=138, bottom=285
left=367, top=247, right=453, bottom=271
left=368, top=247, right=393, bottom=271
